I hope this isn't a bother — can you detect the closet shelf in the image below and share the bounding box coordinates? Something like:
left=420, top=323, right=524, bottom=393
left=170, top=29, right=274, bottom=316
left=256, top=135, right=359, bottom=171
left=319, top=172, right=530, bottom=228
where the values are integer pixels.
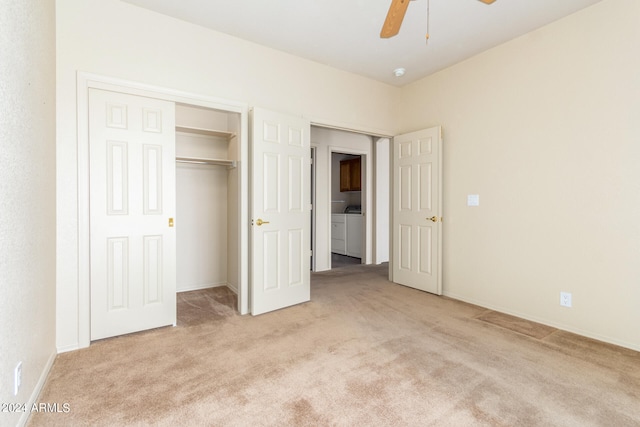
left=176, top=157, right=237, bottom=168
left=175, top=125, right=235, bottom=140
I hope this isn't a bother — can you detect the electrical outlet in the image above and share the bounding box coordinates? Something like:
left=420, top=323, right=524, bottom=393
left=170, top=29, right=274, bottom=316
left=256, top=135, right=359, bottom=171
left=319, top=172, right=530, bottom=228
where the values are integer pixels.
left=14, top=362, right=22, bottom=396
left=560, top=292, right=572, bottom=308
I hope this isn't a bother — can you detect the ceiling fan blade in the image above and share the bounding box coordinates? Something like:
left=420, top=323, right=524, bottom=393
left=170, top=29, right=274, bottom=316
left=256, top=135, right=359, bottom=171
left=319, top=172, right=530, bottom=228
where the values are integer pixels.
left=380, top=0, right=411, bottom=39
left=478, top=0, right=497, bottom=4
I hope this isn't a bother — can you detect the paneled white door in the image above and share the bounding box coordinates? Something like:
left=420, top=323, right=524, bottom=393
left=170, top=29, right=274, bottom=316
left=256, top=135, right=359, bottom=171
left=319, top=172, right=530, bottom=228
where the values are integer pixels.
left=392, top=126, right=443, bottom=294
left=89, top=88, right=176, bottom=340
left=250, top=108, right=311, bottom=315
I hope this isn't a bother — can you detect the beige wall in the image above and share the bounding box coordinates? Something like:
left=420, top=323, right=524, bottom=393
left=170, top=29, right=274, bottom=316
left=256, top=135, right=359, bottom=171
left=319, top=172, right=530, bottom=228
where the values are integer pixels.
left=399, top=0, right=640, bottom=350
left=56, top=0, right=397, bottom=350
left=0, top=0, right=57, bottom=425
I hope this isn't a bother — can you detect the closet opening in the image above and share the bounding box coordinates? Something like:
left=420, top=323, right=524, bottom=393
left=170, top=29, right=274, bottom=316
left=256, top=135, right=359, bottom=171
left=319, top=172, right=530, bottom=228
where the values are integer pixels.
left=175, top=103, right=241, bottom=313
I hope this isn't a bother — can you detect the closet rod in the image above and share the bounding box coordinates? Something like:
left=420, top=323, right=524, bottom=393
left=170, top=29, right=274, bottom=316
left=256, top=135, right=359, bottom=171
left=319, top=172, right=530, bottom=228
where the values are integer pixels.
left=176, top=157, right=237, bottom=168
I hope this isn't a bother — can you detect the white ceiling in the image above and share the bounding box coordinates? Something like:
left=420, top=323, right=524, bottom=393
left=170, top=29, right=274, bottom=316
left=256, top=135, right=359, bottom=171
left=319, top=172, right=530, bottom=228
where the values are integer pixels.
left=121, top=0, right=602, bottom=87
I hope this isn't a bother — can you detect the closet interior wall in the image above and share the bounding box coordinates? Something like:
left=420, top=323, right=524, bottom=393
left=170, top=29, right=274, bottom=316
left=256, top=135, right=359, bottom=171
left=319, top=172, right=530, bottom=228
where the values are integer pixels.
left=175, top=103, right=240, bottom=294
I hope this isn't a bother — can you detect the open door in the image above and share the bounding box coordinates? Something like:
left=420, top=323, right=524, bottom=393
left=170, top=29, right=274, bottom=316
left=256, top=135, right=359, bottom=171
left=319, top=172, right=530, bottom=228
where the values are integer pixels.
left=392, top=126, right=442, bottom=294
left=89, top=88, right=177, bottom=340
left=250, top=108, right=311, bottom=315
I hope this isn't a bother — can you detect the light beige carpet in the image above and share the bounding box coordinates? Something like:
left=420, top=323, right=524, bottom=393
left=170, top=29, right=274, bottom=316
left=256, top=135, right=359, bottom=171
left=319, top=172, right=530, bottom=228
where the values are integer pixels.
left=29, top=264, right=640, bottom=426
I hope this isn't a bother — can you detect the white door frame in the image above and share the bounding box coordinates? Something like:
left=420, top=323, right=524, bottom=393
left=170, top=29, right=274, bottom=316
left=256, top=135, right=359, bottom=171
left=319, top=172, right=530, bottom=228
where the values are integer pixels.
left=310, top=146, right=317, bottom=272
left=76, top=72, right=249, bottom=348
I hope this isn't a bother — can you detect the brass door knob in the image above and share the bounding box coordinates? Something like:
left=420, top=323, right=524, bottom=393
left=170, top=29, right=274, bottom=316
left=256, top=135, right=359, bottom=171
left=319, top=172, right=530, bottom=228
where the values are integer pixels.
left=427, top=216, right=438, bottom=222
left=256, top=219, right=270, bottom=226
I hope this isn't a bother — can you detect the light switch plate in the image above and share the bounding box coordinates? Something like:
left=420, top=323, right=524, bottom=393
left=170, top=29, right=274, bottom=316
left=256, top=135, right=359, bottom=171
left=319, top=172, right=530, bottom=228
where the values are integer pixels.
left=467, top=194, right=480, bottom=206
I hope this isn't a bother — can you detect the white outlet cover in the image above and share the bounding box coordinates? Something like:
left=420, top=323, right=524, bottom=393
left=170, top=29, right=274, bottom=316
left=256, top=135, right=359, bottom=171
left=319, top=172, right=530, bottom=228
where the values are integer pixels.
left=467, top=194, right=480, bottom=206
left=14, top=362, right=22, bottom=396
left=560, top=292, right=572, bottom=308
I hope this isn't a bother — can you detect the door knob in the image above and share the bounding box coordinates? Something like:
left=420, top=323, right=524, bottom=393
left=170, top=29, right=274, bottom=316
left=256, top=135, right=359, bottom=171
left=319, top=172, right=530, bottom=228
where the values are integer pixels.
left=168, top=218, right=174, bottom=227
left=256, top=218, right=270, bottom=226
left=427, top=216, right=438, bottom=222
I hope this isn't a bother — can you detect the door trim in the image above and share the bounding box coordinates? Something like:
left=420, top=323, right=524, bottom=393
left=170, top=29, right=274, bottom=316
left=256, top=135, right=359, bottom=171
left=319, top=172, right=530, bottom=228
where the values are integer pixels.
left=76, top=72, right=249, bottom=348
left=310, top=146, right=317, bottom=272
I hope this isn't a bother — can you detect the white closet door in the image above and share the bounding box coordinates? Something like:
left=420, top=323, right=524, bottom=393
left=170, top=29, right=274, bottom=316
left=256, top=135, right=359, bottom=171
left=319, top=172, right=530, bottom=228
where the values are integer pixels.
left=250, top=107, right=311, bottom=315
left=89, top=88, right=176, bottom=340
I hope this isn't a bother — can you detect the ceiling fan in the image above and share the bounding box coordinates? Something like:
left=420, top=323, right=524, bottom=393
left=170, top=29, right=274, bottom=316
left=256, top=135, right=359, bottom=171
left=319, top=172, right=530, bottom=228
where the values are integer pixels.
left=380, top=0, right=497, bottom=38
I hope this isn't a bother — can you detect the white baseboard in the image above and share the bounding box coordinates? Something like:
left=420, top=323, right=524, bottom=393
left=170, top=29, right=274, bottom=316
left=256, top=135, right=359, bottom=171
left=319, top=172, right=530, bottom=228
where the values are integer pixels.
left=176, top=282, right=228, bottom=293
left=18, top=350, right=57, bottom=427
left=226, top=282, right=238, bottom=294
left=443, top=291, right=640, bottom=353
left=56, top=343, right=79, bottom=354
